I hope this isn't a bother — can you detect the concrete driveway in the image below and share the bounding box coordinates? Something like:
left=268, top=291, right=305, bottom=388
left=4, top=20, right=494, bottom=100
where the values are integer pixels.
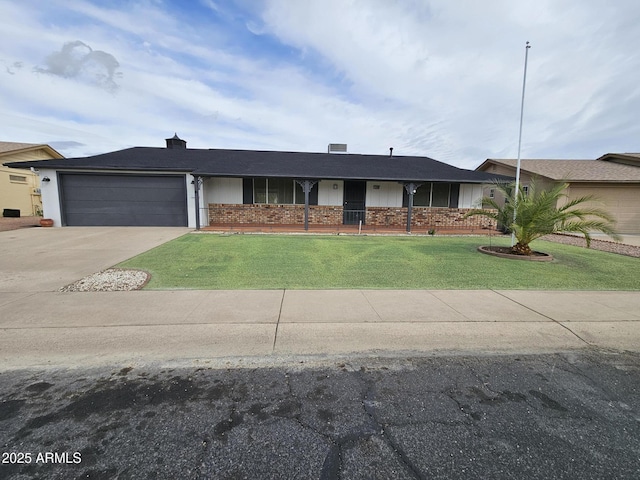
left=0, top=227, right=189, bottom=292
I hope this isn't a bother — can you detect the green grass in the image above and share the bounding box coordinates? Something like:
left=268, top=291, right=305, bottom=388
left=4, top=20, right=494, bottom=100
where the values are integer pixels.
left=116, top=234, right=640, bottom=290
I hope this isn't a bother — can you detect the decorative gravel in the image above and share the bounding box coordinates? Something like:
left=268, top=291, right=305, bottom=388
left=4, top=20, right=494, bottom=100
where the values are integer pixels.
left=60, top=269, right=150, bottom=292
left=542, top=234, right=640, bottom=258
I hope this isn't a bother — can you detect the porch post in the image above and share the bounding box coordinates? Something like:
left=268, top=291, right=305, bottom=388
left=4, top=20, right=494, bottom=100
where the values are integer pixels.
left=403, top=182, right=419, bottom=233
left=296, top=179, right=318, bottom=231
left=193, top=175, right=202, bottom=231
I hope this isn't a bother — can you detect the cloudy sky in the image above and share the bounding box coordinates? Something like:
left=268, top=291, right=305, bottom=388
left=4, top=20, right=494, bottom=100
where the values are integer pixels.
left=1, top=0, right=639, bottom=169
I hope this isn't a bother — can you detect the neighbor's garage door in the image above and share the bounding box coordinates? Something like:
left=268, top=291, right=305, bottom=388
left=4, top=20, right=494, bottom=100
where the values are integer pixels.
left=60, top=173, right=188, bottom=226
left=567, top=184, right=640, bottom=234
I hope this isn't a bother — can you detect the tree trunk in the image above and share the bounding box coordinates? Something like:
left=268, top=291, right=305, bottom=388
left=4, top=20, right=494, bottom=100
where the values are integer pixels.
left=511, top=242, right=532, bottom=256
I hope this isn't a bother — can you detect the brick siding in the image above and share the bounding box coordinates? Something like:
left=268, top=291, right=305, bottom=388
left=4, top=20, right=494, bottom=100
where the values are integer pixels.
left=208, top=204, right=342, bottom=225
left=208, top=204, right=496, bottom=230
left=366, top=206, right=496, bottom=229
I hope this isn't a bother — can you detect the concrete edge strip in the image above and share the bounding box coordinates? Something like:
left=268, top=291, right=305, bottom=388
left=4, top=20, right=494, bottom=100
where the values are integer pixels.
left=0, top=319, right=588, bottom=331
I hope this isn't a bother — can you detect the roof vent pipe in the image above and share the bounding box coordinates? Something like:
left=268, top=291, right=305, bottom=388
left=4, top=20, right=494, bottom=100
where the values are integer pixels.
left=166, top=133, right=187, bottom=149
left=389, top=147, right=393, bottom=157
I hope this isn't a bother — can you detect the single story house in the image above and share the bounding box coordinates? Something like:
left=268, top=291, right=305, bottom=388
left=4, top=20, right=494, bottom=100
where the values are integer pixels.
left=1, top=142, right=63, bottom=217
left=476, top=154, right=640, bottom=234
left=5, top=135, right=511, bottom=232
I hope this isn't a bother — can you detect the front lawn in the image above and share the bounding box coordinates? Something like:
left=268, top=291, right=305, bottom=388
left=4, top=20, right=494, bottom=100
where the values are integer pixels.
left=117, top=234, right=640, bottom=290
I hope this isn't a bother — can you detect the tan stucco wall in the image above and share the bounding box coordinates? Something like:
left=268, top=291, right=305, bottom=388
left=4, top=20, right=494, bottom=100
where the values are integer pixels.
left=0, top=148, right=58, bottom=216
left=479, top=164, right=554, bottom=205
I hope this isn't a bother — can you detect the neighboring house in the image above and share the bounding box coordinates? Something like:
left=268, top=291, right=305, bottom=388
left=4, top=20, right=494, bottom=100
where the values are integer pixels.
left=0, top=142, right=63, bottom=217
left=476, top=155, right=640, bottom=234
left=4, top=135, right=511, bottom=231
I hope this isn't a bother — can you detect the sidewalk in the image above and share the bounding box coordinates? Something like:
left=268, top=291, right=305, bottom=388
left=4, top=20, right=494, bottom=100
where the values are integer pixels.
left=2, top=227, right=639, bottom=369
left=1, top=289, right=638, bottom=369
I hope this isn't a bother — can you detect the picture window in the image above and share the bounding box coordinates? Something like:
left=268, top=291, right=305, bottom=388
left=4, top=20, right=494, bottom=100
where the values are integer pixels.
left=253, top=178, right=304, bottom=204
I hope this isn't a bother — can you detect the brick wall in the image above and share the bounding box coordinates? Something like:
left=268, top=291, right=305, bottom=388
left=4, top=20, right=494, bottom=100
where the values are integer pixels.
left=209, top=204, right=496, bottom=230
left=366, top=207, right=496, bottom=229
left=208, top=204, right=342, bottom=225
left=308, top=206, right=343, bottom=224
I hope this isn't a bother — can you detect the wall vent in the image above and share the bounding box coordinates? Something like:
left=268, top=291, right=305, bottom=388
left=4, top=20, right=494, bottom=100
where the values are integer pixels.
left=328, top=143, right=347, bottom=154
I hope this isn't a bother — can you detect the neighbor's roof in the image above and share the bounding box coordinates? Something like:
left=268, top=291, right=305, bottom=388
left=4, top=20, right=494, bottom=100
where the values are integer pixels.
left=596, top=152, right=640, bottom=166
left=0, top=141, right=63, bottom=158
left=478, top=158, right=640, bottom=182
left=4, top=147, right=512, bottom=184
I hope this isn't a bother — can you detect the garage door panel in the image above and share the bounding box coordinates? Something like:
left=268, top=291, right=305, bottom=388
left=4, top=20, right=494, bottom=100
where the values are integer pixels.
left=64, top=212, right=185, bottom=227
left=64, top=201, right=185, bottom=214
left=63, top=186, right=186, bottom=203
left=568, top=185, right=640, bottom=234
left=60, top=174, right=187, bottom=226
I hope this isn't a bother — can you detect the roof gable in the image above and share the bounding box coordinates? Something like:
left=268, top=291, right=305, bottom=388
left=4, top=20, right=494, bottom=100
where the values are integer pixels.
left=596, top=153, right=640, bottom=167
left=0, top=141, right=63, bottom=159
left=479, top=158, right=640, bottom=182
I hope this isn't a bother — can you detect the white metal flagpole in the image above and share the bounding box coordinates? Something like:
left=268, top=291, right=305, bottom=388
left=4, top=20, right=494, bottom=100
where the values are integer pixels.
left=512, top=41, right=531, bottom=247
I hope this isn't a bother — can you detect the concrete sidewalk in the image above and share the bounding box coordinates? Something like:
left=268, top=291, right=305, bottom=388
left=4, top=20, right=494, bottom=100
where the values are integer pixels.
left=1, top=227, right=639, bottom=369
left=1, top=289, right=639, bottom=368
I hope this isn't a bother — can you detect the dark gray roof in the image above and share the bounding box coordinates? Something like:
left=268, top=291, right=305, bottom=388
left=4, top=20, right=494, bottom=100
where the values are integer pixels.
left=4, top=147, right=512, bottom=183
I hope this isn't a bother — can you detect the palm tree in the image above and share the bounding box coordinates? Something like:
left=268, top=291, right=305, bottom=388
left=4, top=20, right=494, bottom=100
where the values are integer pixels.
left=464, top=181, right=621, bottom=255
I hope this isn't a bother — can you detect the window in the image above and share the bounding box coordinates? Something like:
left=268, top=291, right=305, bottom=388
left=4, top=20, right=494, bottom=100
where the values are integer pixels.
left=489, top=189, right=495, bottom=199
left=413, top=184, right=430, bottom=206
left=412, top=183, right=451, bottom=207
left=522, top=185, right=529, bottom=196
left=431, top=183, right=450, bottom=207
left=10, top=175, right=27, bottom=183
left=254, top=178, right=305, bottom=204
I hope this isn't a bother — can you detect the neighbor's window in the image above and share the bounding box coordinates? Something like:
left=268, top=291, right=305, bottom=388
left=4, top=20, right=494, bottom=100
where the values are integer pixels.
left=413, top=183, right=451, bottom=207
left=10, top=175, right=27, bottom=183
left=522, top=185, right=529, bottom=196
left=254, top=178, right=305, bottom=204
left=489, top=189, right=495, bottom=198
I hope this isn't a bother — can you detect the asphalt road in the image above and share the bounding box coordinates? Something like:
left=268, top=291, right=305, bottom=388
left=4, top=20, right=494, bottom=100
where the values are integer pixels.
left=1, top=349, right=639, bottom=480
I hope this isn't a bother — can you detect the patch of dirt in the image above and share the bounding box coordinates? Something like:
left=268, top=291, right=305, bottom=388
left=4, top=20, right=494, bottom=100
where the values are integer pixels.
left=483, top=246, right=549, bottom=257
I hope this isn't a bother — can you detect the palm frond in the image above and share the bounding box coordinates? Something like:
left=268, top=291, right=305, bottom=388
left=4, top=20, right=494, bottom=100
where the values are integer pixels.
left=465, top=179, right=621, bottom=254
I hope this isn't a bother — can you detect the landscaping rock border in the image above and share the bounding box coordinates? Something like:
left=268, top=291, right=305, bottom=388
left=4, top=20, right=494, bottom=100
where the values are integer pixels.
left=60, top=269, right=150, bottom=292
left=542, top=234, right=640, bottom=258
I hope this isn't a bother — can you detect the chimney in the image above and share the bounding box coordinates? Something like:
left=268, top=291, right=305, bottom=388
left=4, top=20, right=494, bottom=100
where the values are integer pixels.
left=389, top=147, right=393, bottom=157
left=166, top=133, right=187, bottom=149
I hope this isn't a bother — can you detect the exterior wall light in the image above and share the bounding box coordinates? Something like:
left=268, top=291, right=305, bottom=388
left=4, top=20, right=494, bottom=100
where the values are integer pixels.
left=42, top=177, right=51, bottom=182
